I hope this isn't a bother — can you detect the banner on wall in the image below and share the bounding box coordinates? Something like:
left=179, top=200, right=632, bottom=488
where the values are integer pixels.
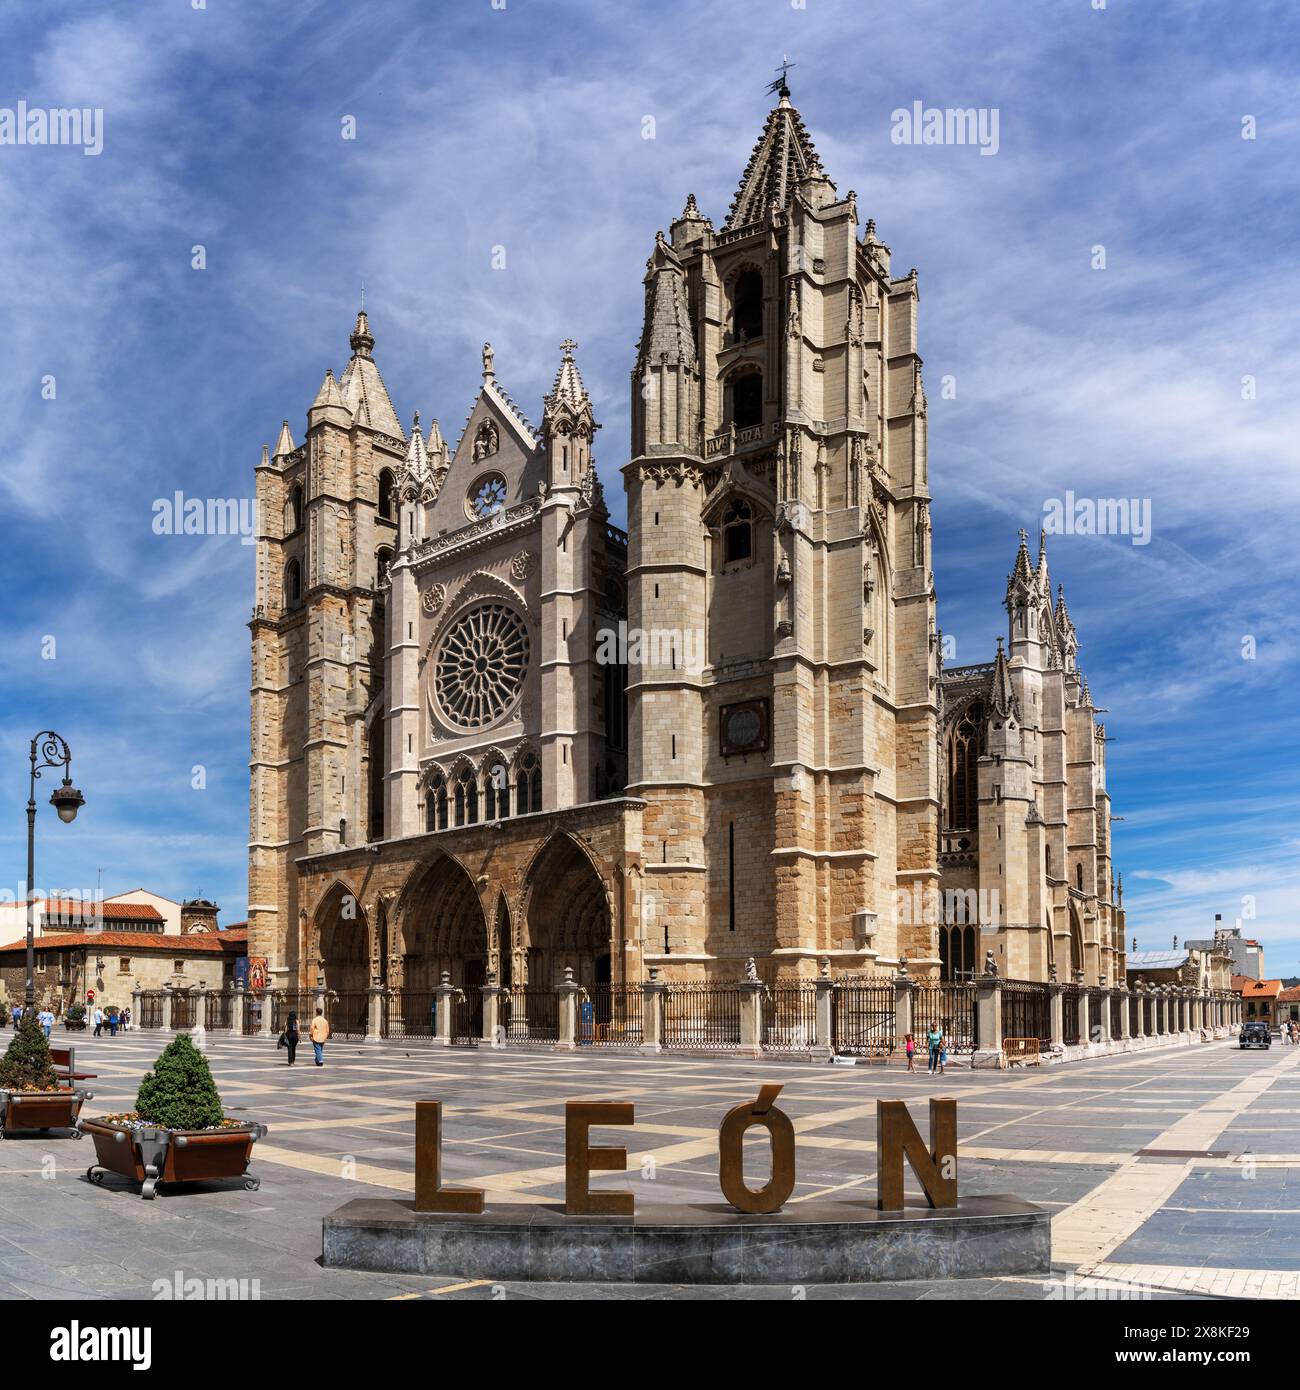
left=247, top=957, right=268, bottom=992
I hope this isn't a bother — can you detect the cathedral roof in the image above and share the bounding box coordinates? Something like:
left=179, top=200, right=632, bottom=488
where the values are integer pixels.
left=338, top=310, right=405, bottom=439
left=724, top=87, right=827, bottom=231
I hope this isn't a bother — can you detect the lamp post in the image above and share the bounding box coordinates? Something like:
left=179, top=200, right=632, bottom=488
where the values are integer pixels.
left=25, top=732, right=84, bottom=1012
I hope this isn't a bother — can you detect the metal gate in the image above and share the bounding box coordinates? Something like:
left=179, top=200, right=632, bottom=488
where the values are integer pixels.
left=832, top=978, right=895, bottom=1057
left=762, top=984, right=818, bottom=1052
left=913, top=982, right=978, bottom=1053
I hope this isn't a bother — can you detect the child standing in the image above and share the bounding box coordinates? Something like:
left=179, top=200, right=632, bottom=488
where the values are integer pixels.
left=905, top=1032, right=916, bottom=1072
left=938, top=1032, right=949, bottom=1074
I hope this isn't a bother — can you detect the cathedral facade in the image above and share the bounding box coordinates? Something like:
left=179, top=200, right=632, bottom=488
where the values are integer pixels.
left=247, top=85, right=1125, bottom=994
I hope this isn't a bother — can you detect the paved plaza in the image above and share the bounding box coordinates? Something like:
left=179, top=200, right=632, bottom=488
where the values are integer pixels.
left=1, top=1032, right=1297, bottom=1300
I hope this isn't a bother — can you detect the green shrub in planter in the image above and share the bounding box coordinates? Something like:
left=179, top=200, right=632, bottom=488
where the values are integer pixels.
left=134, top=1034, right=223, bottom=1130
left=66, top=1003, right=86, bottom=1024
left=0, top=1010, right=59, bottom=1091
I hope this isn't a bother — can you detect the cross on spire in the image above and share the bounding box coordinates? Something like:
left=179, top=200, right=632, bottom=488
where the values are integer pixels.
left=560, top=337, right=578, bottom=358
left=767, top=56, right=795, bottom=97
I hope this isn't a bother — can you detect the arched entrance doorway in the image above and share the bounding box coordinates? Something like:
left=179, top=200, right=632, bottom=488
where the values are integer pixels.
left=523, top=834, right=612, bottom=987
left=315, top=882, right=371, bottom=993
left=398, top=852, right=489, bottom=991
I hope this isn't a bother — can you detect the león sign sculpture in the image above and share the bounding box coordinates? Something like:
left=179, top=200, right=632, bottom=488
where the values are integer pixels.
left=413, top=1086, right=958, bottom=1215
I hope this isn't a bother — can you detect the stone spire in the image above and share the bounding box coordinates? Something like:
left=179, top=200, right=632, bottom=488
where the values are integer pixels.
left=425, top=416, right=448, bottom=471
left=404, top=410, right=428, bottom=479
left=1035, top=527, right=1051, bottom=598
left=338, top=308, right=404, bottom=438
left=311, top=368, right=346, bottom=412
left=273, top=419, right=295, bottom=459
left=990, top=636, right=1020, bottom=720
left=723, top=85, right=828, bottom=230
left=636, top=233, right=697, bottom=369
left=1005, top=527, right=1035, bottom=606
left=545, top=338, right=590, bottom=414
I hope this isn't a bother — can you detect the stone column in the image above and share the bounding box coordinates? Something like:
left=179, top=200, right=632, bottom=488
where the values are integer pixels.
left=193, top=981, right=208, bottom=1046
left=161, top=984, right=174, bottom=1032
left=893, top=967, right=913, bottom=1051
left=314, top=975, right=329, bottom=1028
left=434, top=972, right=456, bottom=1047
left=232, top=980, right=246, bottom=1036
left=813, top=960, right=835, bottom=1059
left=1116, top=988, right=1130, bottom=1043
left=738, top=966, right=764, bottom=1058
left=481, top=976, right=503, bottom=1048
left=131, top=984, right=142, bottom=1030
left=367, top=982, right=385, bottom=1042
left=972, top=968, right=1004, bottom=1067
left=259, top=990, right=274, bottom=1037
left=641, top=969, right=665, bottom=1055
left=557, top=967, right=581, bottom=1051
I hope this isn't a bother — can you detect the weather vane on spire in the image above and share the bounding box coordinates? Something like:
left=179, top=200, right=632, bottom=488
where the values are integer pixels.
left=767, top=56, right=795, bottom=97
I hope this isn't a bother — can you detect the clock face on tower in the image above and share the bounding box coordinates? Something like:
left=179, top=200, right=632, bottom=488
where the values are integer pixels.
left=720, top=699, right=771, bottom=757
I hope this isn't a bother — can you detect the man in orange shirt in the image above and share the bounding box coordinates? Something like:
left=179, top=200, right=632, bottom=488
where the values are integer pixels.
left=309, top=1008, right=330, bottom=1067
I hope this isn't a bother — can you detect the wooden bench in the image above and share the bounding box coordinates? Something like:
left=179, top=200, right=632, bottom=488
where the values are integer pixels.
left=49, top=1046, right=97, bottom=1083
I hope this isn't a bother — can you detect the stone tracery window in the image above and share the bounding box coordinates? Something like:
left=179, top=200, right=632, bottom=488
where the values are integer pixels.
left=378, top=469, right=395, bottom=521
left=467, top=472, right=507, bottom=521
left=515, top=748, right=542, bottom=815
left=435, top=602, right=529, bottom=730
left=453, top=765, right=479, bottom=827
left=945, top=702, right=984, bottom=831
left=426, top=771, right=448, bottom=832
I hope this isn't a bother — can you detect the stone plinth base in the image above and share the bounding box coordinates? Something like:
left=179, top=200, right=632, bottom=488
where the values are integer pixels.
left=322, top=1195, right=1049, bottom=1285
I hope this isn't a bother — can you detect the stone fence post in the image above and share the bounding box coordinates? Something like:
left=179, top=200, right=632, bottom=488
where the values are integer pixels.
left=893, top=965, right=913, bottom=1049
left=481, top=974, right=503, bottom=1048
left=1048, top=977, right=1064, bottom=1048
left=434, top=972, right=456, bottom=1046
left=641, top=970, right=665, bottom=1054
left=131, top=984, right=142, bottom=1030
left=973, top=967, right=1003, bottom=1067
left=557, top=967, right=581, bottom=1050
left=1073, top=970, right=1089, bottom=1049
left=367, top=982, right=385, bottom=1042
left=259, top=990, right=274, bottom=1037
left=738, top=962, right=764, bottom=1058
left=232, top=979, right=246, bottom=1036
left=814, top=958, right=835, bottom=1058
left=161, top=984, right=174, bottom=1032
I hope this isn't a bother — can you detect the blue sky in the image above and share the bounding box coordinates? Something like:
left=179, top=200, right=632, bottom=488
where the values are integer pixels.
left=1, top=0, right=1297, bottom=970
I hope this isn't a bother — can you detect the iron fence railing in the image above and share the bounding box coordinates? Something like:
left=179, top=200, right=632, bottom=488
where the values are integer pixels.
left=272, top=991, right=316, bottom=1034
left=386, top=990, right=438, bottom=1040
left=243, top=993, right=266, bottom=1035
left=329, top=990, right=370, bottom=1040
left=450, top=988, right=481, bottom=1046
left=663, top=982, right=743, bottom=1050
left=913, top=982, right=978, bottom=1053
left=579, top=984, right=643, bottom=1047
left=762, top=983, right=819, bottom=1052
left=832, top=978, right=895, bottom=1057
left=204, top=991, right=233, bottom=1030
left=1001, top=979, right=1051, bottom=1045
left=171, top=991, right=195, bottom=1032
left=1088, top=989, right=1103, bottom=1042
left=1111, top=991, right=1124, bottom=1038
left=503, top=988, right=560, bottom=1044
left=1059, top=984, right=1084, bottom=1045
left=138, top=990, right=164, bottom=1030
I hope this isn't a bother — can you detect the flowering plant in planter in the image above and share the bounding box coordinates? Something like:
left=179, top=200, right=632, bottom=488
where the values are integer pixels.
left=0, top=1010, right=90, bottom=1136
left=81, top=1033, right=265, bottom=1198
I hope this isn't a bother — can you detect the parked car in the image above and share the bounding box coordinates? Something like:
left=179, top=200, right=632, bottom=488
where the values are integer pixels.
left=1239, top=1021, right=1271, bottom=1049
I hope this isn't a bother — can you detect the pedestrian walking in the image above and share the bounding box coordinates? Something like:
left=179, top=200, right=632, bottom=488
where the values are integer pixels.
left=38, top=1007, right=54, bottom=1039
left=278, top=1009, right=299, bottom=1066
left=309, top=1007, right=329, bottom=1066
left=926, top=1023, right=942, bottom=1074
left=107, top=1010, right=118, bottom=1037
left=123, top=1007, right=131, bottom=1032
left=92, top=1005, right=104, bottom=1037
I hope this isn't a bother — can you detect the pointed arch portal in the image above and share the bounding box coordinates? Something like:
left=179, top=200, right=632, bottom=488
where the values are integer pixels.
left=523, top=834, right=612, bottom=988
left=316, top=883, right=371, bottom=994
left=399, top=853, right=489, bottom=991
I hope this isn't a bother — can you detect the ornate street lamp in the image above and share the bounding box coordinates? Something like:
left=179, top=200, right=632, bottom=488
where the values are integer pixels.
left=25, top=732, right=84, bottom=1011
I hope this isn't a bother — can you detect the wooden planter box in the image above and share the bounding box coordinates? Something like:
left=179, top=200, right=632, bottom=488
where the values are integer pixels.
left=63, top=1021, right=87, bottom=1031
left=79, top=1117, right=267, bottom=1199
left=0, top=1087, right=90, bottom=1137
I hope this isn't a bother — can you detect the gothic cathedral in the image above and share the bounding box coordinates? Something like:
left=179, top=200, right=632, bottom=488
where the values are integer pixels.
left=248, top=83, right=1126, bottom=995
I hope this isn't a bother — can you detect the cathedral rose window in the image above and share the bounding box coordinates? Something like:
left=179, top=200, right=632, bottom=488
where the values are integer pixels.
left=435, top=602, right=529, bottom=729
left=467, top=472, right=507, bottom=521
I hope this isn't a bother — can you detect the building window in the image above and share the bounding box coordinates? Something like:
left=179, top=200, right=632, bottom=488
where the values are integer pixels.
left=453, top=766, right=478, bottom=827
left=485, top=762, right=509, bottom=820
left=722, top=499, right=753, bottom=563
left=426, top=772, right=448, bottom=832
left=1076, top=863, right=1084, bottom=892
left=728, top=370, right=763, bottom=430
left=285, top=558, right=301, bottom=608
left=434, top=602, right=529, bottom=730
left=1045, top=845, right=1052, bottom=877
left=173, top=960, right=185, bottom=975
left=378, top=469, right=395, bottom=521
left=945, top=703, right=984, bottom=830
left=733, top=268, right=764, bottom=342
left=291, top=484, right=304, bottom=532
left=515, top=749, right=541, bottom=815
left=376, top=547, right=393, bottom=586
left=119, top=958, right=130, bottom=974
